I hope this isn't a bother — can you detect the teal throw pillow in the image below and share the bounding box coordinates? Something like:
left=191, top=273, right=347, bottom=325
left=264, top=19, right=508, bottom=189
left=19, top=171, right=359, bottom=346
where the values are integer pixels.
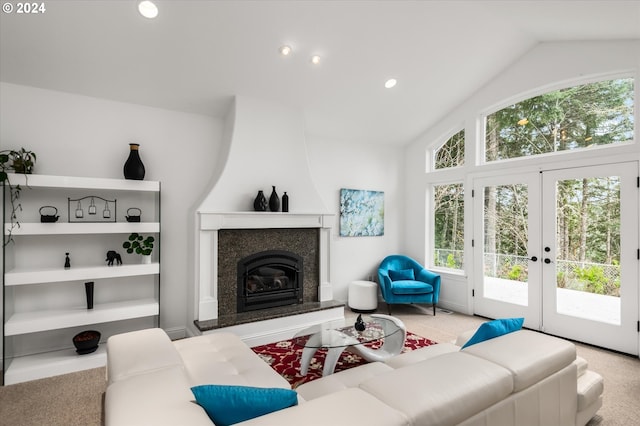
left=388, top=268, right=415, bottom=281
left=191, top=385, right=297, bottom=426
left=461, top=317, right=524, bottom=349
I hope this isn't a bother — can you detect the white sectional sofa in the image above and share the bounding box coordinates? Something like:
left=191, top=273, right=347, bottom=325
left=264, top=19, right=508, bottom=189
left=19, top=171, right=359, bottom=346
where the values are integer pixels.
left=105, top=327, right=603, bottom=426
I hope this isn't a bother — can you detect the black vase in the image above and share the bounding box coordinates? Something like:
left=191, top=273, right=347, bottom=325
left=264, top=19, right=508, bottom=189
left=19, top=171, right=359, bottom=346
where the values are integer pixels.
left=282, top=192, right=289, bottom=213
left=269, top=186, right=280, bottom=212
left=85, top=281, right=94, bottom=310
left=253, top=190, right=267, bottom=211
left=123, top=143, right=146, bottom=180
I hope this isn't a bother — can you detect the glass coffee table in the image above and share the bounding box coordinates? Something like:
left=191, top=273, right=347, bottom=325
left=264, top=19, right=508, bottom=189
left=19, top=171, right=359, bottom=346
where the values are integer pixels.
left=292, top=314, right=406, bottom=377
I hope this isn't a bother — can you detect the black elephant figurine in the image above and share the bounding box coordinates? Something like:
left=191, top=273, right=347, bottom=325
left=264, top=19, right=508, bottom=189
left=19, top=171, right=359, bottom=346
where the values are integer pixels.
left=106, top=250, right=122, bottom=266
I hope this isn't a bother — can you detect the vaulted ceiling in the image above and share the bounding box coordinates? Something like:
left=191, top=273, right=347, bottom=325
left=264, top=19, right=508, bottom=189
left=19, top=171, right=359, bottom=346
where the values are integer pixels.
left=1, top=1, right=639, bottom=145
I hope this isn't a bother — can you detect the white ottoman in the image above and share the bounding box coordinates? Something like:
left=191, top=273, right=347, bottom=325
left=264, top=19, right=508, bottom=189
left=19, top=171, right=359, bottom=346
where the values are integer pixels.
left=348, top=280, right=378, bottom=313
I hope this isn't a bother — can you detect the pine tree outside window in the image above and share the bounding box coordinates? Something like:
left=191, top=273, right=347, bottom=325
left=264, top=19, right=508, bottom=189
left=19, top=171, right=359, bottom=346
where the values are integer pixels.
left=485, top=78, right=634, bottom=162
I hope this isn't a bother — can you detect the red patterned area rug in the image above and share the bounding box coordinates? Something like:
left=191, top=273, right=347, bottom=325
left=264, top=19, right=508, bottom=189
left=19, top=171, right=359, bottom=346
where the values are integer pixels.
left=251, top=332, right=437, bottom=388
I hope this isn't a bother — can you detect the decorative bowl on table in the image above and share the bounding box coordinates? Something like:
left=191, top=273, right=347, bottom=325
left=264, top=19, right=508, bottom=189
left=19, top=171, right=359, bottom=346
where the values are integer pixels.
left=72, top=330, right=101, bottom=355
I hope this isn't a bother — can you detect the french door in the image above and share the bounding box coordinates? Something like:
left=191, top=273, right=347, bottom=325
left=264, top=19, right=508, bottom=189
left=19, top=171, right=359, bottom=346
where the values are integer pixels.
left=472, top=173, right=541, bottom=329
left=473, top=162, right=639, bottom=355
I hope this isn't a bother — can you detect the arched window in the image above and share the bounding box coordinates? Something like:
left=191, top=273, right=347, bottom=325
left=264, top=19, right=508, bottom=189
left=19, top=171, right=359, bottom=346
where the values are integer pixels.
left=485, top=78, right=634, bottom=162
left=434, top=129, right=465, bottom=169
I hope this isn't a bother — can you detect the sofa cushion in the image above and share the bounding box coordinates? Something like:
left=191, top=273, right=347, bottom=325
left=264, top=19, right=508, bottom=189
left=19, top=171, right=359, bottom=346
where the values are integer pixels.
left=105, top=366, right=213, bottom=426
left=462, top=330, right=575, bottom=392
left=460, top=317, right=524, bottom=349
left=191, top=385, right=298, bottom=426
left=297, top=362, right=394, bottom=400
left=236, top=388, right=410, bottom=426
left=106, top=328, right=184, bottom=385
left=359, top=352, right=513, bottom=425
left=388, top=268, right=415, bottom=281
left=385, top=342, right=459, bottom=368
left=174, top=332, right=291, bottom=389
left=390, top=280, right=433, bottom=295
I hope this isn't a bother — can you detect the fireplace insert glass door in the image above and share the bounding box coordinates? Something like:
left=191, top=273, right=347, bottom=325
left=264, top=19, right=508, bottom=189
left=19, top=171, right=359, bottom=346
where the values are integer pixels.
left=237, top=250, right=303, bottom=312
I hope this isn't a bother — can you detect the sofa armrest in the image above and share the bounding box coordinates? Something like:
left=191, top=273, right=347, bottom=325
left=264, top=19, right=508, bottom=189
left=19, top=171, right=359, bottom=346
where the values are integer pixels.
left=461, top=330, right=576, bottom=392
left=455, top=329, right=476, bottom=347
left=416, top=268, right=440, bottom=284
left=105, top=366, right=212, bottom=426
left=107, top=328, right=184, bottom=384
left=377, top=271, right=393, bottom=299
left=416, top=269, right=441, bottom=300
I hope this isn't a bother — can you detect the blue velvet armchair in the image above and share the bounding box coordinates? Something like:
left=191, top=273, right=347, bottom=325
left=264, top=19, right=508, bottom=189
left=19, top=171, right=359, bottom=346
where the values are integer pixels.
left=377, top=254, right=441, bottom=315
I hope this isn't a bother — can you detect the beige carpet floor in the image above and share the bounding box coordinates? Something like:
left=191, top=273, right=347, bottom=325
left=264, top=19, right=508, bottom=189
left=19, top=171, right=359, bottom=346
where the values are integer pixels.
left=0, top=305, right=637, bottom=426
left=0, top=366, right=106, bottom=426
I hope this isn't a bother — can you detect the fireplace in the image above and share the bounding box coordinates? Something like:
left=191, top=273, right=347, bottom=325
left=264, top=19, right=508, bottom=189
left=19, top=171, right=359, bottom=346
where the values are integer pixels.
left=237, top=250, right=303, bottom=312
left=191, top=98, right=343, bottom=339
left=194, top=212, right=341, bottom=338
left=193, top=98, right=337, bottom=329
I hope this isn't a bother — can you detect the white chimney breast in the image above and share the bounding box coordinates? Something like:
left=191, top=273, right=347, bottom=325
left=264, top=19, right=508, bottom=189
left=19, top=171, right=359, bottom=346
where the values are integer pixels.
left=194, top=96, right=334, bottom=325
left=198, top=96, right=327, bottom=213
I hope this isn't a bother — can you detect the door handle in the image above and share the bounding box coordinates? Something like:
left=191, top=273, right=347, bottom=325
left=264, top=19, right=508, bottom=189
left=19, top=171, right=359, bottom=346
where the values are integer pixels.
left=544, top=258, right=553, bottom=264
left=529, top=256, right=538, bottom=262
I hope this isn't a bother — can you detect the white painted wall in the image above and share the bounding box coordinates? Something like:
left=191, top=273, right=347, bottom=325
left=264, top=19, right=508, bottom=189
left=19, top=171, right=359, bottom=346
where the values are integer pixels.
left=197, top=96, right=327, bottom=213
left=306, top=134, right=403, bottom=302
left=404, top=40, right=640, bottom=313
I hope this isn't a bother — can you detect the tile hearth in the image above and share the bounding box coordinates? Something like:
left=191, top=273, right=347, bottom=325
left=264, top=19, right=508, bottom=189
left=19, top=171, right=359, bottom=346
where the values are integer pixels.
left=194, top=300, right=345, bottom=332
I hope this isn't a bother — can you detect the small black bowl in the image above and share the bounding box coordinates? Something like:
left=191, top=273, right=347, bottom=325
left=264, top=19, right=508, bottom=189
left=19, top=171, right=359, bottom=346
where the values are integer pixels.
left=72, top=330, right=101, bottom=355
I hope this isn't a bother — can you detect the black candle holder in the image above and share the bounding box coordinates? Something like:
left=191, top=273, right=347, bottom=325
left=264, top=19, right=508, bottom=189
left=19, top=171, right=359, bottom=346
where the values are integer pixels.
left=68, top=196, right=116, bottom=223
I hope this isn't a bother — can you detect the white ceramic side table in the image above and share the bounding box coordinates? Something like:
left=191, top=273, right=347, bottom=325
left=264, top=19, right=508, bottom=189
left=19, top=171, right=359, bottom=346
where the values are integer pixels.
left=348, top=280, right=378, bottom=313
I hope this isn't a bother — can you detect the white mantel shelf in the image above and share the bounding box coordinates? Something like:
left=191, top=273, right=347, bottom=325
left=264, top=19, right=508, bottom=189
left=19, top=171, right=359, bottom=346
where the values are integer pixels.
left=198, top=211, right=334, bottom=231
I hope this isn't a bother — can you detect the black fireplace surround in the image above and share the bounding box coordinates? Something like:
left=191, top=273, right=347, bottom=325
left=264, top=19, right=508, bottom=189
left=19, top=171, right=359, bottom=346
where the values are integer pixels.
left=237, top=250, right=303, bottom=312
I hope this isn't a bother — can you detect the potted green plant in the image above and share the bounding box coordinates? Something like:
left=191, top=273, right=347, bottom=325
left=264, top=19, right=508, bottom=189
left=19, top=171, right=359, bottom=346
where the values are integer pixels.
left=123, top=232, right=155, bottom=263
left=8, top=148, right=36, bottom=174
left=1, top=148, right=37, bottom=246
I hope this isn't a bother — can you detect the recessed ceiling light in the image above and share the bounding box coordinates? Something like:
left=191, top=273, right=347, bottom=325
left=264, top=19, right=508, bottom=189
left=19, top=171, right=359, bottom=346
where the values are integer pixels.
left=138, top=1, right=158, bottom=19
left=310, top=55, right=321, bottom=65
left=384, top=78, right=397, bottom=89
left=279, top=45, right=292, bottom=56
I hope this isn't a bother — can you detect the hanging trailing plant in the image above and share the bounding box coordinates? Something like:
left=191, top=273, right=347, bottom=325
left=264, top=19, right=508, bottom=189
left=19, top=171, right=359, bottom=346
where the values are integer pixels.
left=1, top=148, right=37, bottom=246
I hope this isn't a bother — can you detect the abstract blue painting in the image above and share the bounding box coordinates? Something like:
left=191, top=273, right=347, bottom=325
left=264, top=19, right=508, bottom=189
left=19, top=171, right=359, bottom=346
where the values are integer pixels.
left=339, top=188, right=384, bottom=237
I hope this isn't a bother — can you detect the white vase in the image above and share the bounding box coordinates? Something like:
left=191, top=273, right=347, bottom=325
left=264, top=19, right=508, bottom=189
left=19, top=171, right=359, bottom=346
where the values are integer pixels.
left=141, top=255, right=152, bottom=264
